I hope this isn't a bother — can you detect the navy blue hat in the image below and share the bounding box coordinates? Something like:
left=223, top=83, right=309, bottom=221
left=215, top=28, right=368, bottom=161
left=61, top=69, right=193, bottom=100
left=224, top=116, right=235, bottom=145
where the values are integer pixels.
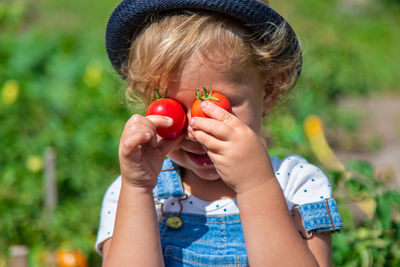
left=106, top=0, right=300, bottom=76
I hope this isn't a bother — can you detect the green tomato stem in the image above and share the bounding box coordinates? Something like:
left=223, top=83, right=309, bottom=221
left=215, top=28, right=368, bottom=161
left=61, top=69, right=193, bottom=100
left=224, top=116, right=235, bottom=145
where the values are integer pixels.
left=152, top=88, right=167, bottom=101
left=195, top=85, right=220, bottom=101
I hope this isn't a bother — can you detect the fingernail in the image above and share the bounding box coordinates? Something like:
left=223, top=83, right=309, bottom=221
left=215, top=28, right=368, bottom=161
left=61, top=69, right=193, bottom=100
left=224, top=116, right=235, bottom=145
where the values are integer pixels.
left=166, top=117, right=173, bottom=125
left=188, top=125, right=193, bottom=132
left=190, top=118, right=195, bottom=126
left=200, top=101, right=208, bottom=109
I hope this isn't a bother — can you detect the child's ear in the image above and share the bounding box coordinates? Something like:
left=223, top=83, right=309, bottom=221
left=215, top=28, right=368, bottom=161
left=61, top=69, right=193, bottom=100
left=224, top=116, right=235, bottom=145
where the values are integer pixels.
left=262, top=70, right=289, bottom=114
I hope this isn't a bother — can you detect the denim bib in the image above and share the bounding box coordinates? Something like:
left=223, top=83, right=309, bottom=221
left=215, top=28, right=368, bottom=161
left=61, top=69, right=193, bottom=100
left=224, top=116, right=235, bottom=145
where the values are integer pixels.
left=154, top=159, right=248, bottom=266
left=154, top=158, right=342, bottom=266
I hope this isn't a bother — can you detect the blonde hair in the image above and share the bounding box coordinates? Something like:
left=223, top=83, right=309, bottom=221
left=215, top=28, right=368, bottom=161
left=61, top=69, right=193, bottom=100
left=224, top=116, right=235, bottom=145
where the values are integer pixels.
left=122, top=11, right=302, bottom=106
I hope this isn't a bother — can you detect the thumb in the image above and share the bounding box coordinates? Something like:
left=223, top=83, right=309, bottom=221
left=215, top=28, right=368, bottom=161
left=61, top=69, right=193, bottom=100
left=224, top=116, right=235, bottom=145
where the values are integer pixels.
left=158, top=133, right=185, bottom=156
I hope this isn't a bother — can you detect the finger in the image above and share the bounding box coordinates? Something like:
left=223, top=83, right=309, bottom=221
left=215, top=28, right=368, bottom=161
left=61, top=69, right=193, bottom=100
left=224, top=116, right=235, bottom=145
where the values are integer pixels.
left=145, top=115, right=174, bottom=129
left=200, top=101, right=240, bottom=126
left=144, top=115, right=175, bottom=146
left=126, top=114, right=151, bottom=129
left=186, top=125, right=197, bottom=141
left=125, top=119, right=158, bottom=147
left=127, top=114, right=173, bottom=147
left=120, top=131, right=152, bottom=157
left=190, top=117, right=231, bottom=140
left=189, top=128, right=224, bottom=153
left=126, top=114, right=173, bottom=135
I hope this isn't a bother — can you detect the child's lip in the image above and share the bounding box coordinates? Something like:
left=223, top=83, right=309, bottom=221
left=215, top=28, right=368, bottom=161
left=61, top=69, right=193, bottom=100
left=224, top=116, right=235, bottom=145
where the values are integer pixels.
left=185, top=151, right=213, bottom=166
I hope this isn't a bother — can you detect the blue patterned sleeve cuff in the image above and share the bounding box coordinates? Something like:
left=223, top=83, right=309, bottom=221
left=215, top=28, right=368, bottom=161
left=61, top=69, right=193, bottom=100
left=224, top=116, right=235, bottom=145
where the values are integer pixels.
left=296, top=198, right=343, bottom=233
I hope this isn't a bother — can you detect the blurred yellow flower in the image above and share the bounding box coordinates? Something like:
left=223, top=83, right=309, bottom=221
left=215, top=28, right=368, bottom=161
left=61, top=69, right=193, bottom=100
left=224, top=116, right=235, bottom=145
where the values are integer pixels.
left=304, top=115, right=323, bottom=137
left=83, top=60, right=103, bottom=88
left=1, top=79, right=20, bottom=105
left=26, top=155, right=44, bottom=173
left=304, top=114, right=345, bottom=172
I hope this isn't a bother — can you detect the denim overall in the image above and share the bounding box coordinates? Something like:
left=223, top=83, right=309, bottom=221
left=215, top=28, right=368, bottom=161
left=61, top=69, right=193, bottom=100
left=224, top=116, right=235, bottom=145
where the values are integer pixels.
left=154, top=159, right=343, bottom=266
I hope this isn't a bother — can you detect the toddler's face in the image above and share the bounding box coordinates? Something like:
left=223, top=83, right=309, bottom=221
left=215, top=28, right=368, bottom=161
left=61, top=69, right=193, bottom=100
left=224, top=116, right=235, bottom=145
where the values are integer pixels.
left=165, top=53, right=266, bottom=181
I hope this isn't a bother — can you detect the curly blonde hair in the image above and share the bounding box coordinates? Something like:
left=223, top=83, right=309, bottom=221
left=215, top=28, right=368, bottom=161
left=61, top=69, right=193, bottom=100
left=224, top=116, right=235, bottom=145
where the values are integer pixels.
left=121, top=10, right=302, bottom=106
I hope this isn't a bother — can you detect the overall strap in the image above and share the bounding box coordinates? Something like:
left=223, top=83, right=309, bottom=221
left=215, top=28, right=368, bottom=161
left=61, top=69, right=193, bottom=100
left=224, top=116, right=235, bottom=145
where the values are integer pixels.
left=153, top=158, right=185, bottom=200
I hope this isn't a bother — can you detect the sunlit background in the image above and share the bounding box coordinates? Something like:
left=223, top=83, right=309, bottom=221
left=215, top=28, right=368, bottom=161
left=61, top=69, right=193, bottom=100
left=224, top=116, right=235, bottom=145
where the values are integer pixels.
left=1, top=0, right=400, bottom=266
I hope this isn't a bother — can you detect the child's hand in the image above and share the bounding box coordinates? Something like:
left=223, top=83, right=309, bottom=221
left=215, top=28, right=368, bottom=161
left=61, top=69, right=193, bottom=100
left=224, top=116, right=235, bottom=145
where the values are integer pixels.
left=119, top=114, right=184, bottom=192
left=189, top=101, right=274, bottom=194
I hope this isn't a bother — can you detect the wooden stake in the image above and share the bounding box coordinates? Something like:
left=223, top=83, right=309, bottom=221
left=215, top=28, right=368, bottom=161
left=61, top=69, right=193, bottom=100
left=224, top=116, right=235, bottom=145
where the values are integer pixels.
left=9, top=245, right=29, bottom=267
left=44, top=147, right=57, bottom=212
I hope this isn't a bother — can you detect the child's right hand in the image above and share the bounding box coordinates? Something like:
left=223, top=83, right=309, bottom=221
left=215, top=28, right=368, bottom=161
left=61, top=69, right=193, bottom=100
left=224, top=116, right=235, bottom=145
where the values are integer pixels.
left=118, top=114, right=183, bottom=192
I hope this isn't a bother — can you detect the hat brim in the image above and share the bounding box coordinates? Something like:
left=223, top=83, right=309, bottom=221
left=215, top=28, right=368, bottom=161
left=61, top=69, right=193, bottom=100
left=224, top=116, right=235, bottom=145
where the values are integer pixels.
left=106, top=0, right=297, bottom=76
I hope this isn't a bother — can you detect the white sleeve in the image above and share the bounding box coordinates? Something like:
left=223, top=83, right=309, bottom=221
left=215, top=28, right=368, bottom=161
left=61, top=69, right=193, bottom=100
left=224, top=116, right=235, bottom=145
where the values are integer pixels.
left=94, top=176, right=121, bottom=255
left=273, top=155, right=333, bottom=211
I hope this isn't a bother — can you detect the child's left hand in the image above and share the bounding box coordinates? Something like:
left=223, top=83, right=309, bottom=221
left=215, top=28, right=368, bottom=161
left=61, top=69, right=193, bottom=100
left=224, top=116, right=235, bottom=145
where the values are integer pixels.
left=189, top=101, right=275, bottom=194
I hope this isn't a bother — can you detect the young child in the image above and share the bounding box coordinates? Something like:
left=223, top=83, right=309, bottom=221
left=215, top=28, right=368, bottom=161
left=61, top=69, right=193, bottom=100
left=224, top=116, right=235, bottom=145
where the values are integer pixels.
left=96, top=0, right=343, bottom=266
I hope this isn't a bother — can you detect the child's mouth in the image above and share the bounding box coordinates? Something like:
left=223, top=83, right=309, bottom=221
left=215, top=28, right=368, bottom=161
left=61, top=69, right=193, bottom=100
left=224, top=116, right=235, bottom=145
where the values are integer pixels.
left=186, top=151, right=213, bottom=166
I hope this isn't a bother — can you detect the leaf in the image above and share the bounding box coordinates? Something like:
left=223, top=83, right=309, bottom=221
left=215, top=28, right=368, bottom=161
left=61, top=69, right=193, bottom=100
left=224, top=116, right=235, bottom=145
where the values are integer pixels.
left=359, top=248, right=370, bottom=267
left=347, top=160, right=374, bottom=180
left=376, top=195, right=393, bottom=230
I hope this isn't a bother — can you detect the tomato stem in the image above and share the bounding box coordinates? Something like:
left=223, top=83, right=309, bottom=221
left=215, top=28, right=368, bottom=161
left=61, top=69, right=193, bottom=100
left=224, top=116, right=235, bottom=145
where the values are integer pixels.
left=195, top=85, right=220, bottom=101
left=152, top=88, right=167, bottom=101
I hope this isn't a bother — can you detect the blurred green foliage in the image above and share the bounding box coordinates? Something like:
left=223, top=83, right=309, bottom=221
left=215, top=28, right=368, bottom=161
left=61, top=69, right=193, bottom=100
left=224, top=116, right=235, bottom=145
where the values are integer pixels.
left=330, top=162, right=400, bottom=266
left=1, top=0, right=400, bottom=266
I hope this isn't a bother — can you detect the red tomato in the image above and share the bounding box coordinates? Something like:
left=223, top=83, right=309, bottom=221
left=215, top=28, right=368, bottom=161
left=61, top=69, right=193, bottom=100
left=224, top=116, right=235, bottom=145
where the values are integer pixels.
left=191, top=86, right=232, bottom=118
left=146, top=98, right=187, bottom=139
